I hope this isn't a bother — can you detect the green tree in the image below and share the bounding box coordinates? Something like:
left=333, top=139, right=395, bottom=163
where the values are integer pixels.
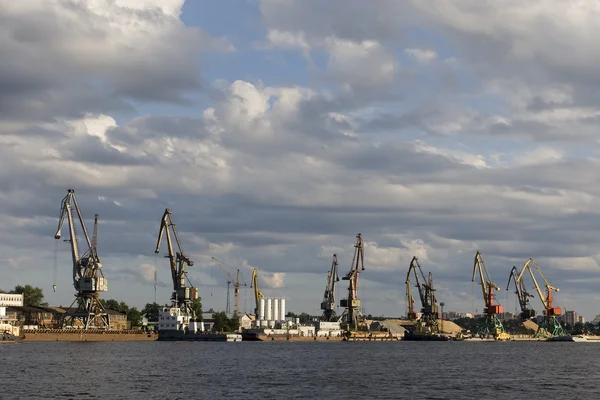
left=299, top=312, right=311, bottom=323
left=286, top=311, right=298, bottom=318
left=191, top=297, right=202, bottom=320
left=212, top=311, right=229, bottom=332
left=127, top=307, right=143, bottom=327
left=142, top=302, right=161, bottom=322
left=11, top=285, right=45, bottom=306
left=211, top=311, right=239, bottom=332
left=101, top=299, right=121, bottom=311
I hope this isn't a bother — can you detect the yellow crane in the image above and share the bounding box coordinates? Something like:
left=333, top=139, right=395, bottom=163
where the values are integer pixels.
left=250, top=268, right=264, bottom=319
left=211, top=256, right=247, bottom=316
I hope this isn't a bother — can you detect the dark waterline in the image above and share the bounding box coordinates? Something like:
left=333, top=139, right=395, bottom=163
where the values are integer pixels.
left=1, top=341, right=599, bottom=399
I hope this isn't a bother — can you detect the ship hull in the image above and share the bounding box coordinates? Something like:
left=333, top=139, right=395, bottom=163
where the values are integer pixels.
left=158, top=331, right=242, bottom=342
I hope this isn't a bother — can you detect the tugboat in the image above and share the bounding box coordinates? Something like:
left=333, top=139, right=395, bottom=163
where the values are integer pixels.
left=0, top=324, right=22, bottom=344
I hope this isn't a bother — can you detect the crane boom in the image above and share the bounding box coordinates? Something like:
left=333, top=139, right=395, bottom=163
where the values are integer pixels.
left=340, top=233, right=365, bottom=330
left=54, top=189, right=109, bottom=330
left=250, top=268, right=264, bottom=318
left=515, top=258, right=563, bottom=338
left=320, top=254, right=340, bottom=322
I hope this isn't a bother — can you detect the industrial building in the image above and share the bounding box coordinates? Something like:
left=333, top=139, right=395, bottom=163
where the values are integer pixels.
left=254, top=297, right=287, bottom=328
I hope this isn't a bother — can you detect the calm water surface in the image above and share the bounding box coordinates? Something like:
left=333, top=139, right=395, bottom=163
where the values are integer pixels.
left=1, top=341, right=599, bottom=399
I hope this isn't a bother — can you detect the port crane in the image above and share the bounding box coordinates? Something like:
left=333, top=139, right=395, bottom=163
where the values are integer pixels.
left=54, top=189, right=110, bottom=329
left=340, top=233, right=365, bottom=330
left=506, top=265, right=535, bottom=320
left=405, top=256, right=439, bottom=333
left=515, top=258, right=563, bottom=338
left=211, top=256, right=247, bottom=315
left=320, top=254, right=340, bottom=322
left=155, top=209, right=198, bottom=320
left=472, top=251, right=509, bottom=340
left=250, top=268, right=264, bottom=319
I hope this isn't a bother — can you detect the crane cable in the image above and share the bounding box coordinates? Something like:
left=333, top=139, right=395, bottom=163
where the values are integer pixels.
left=53, top=239, right=58, bottom=292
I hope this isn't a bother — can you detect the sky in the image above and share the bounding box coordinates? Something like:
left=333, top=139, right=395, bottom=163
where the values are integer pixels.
left=2, top=0, right=600, bottom=320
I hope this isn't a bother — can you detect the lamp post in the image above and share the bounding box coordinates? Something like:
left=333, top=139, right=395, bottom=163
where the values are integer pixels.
left=440, top=302, right=445, bottom=335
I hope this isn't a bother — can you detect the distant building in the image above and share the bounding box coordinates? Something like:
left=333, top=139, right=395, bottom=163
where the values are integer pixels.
left=578, top=315, right=585, bottom=324
left=564, top=311, right=579, bottom=326
left=444, top=311, right=461, bottom=320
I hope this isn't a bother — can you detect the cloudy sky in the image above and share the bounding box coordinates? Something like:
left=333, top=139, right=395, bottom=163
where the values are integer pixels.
left=2, top=0, right=600, bottom=320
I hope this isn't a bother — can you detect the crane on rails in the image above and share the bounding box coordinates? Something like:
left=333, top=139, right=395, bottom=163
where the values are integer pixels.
left=506, top=265, right=536, bottom=320
left=340, top=233, right=365, bottom=330
left=155, top=209, right=198, bottom=331
left=54, top=189, right=110, bottom=329
left=406, top=256, right=439, bottom=334
left=250, top=268, right=264, bottom=319
left=320, top=254, right=340, bottom=322
left=211, top=256, right=247, bottom=315
left=472, top=251, right=509, bottom=340
left=515, top=258, right=563, bottom=338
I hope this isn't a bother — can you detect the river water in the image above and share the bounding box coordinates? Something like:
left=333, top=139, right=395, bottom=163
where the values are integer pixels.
left=1, top=341, right=599, bottom=399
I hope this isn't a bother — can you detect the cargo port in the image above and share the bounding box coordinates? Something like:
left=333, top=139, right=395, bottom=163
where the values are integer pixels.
left=0, top=189, right=596, bottom=344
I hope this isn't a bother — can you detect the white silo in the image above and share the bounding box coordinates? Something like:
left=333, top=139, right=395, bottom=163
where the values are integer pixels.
left=273, top=298, right=279, bottom=322
left=266, top=298, right=272, bottom=321
left=259, top=298, right=266, bottom=321
left=279, top=298, right=286, bottom=321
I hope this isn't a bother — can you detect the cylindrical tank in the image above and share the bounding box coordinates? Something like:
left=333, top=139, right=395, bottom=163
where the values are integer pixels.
left=295, top=317, right=300, bottom=326
left=266, top=298, right=272, bottom=321
left=260, top=320, right=268, bottom=328
left=259, top=298, right=266, bottom=321
left=267, top=320, right=275, bottom=328
left=185, top=287, right=190, bottom=299
left=279, top=298, right=286, bottom=321
left=273, top=298, right=279, bottom=322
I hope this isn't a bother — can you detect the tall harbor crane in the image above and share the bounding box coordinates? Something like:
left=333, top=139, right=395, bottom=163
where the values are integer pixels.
left=472, top=251, right=509, bottom=340
left=250, top=268, right=264, bottom=319
left=406, top=256, right=439, bottom=333
left=516, top=258, right=563, bottom=338
left=320, top=254, right=340, bottom=322
left=211, top=256, right=247, bottom=315
left=54, top=189, right=110, bottom=329
left=506, top=265, right=535, bottom=320
left=340, top=233, right=365, bottom=330
left=155, top=209, right=198, bottom=320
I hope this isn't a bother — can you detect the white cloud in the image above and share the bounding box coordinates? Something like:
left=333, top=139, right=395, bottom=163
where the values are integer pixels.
left=405, top=48, right=438, bottom=65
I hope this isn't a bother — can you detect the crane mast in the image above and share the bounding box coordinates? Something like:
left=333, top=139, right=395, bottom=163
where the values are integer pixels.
left=211, top=256, right=247, bottom=315
left=516, top=258, right=563, bottom=338
left=405, top=256, right=439, bottom=334
left=340, top=233, right=365, bottom=330
left=250, top=268, right=264, bottom=319
left=471, top=251, right=509, bottom=340
left=54, top=189, right=110, bottom=330
left=155, top=209, right=198, bottom=322
left=506, top=265, right=535, bottom=320
left=320, top=254, right=340, bottom=322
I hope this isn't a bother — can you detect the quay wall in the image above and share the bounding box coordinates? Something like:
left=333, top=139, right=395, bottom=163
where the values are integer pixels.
left=22, top=329, right=157, bottom=342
